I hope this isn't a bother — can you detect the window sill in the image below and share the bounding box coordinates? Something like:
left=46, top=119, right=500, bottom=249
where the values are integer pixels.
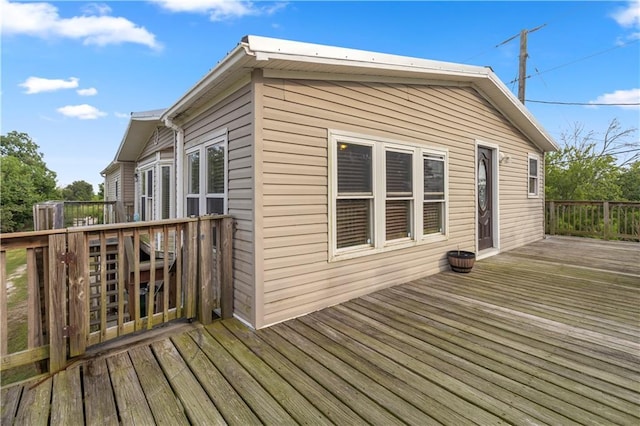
left=330, top=234, right=448, bottom=262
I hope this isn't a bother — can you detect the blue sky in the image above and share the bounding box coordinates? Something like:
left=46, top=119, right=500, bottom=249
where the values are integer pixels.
left=2, top=0, right=639, bottom=190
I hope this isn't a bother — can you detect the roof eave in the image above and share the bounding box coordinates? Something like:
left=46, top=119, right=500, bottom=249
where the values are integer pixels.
left=162, top=44, right=250, bottom=122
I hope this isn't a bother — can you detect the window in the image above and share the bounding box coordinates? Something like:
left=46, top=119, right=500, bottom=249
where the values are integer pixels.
left=186, top=151, right=200, bottom=216
left=528, top=154, right=539, bottom=197
left=330, top=130, right=447, bottom=259
left=161, top=165, right=172, bottom=219
left=139, top=168, right=153, bottom=221
left=424, top=154, right=445, bottom=234
left=114, top=179, right=119, bottom=200
left=185, top=130, right=227, bottom=216
left=386, top=150, right=413, bottom=240
left=336, top=142, right=373, bottom=249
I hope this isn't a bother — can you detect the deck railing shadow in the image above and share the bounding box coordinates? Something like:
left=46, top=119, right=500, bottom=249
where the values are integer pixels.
left=0, top=215, right=233, bottom=382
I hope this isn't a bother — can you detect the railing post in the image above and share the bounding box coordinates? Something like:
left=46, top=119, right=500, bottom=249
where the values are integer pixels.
left=198, top=219, right=214, bottom=325
left=603, top=201, right=610, bottom=240
left=48, top=234, right=67, bottom=373
left=67, top=231, right=88, bottom=357
left=548, top=201, right=555, bottom=235
left=220, top=217, right=234, bottom=320
left=184, top=220, right=199, bottom=320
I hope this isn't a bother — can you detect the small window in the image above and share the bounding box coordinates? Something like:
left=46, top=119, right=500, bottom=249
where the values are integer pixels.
left=185, top=130, right=228, bottom=217
left=528, top=154, right=539, bottom=197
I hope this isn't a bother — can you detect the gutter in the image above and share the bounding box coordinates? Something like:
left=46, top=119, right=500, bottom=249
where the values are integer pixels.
left=164, top=117, right=185, bottom=218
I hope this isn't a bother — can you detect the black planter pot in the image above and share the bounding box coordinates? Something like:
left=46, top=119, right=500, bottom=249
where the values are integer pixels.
left=447, top=250, right=476, bottom=273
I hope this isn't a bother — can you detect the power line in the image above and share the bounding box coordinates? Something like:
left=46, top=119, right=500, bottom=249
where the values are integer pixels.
left=461, top=3, right=589, bottom=63
left=509, top=38, right=640, bottom=84
left=526, top=99, right=640, bottom=106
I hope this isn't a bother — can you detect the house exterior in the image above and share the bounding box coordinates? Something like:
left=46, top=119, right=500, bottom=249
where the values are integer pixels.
left=109, top=35, right=557, bottom=329
left=102, top=109, right=176, bottom=222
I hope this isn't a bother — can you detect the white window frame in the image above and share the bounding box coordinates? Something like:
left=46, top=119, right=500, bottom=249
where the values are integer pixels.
left=528, top=153, right=540, bottom=198
left=329, top=129, right=448, bottom=261
left=158, top=162, right=174, bottom=220
left=184, top=128, right=228, bottom=216
left=138, top=165, right=154, bottom=221
left=422, top=150, right=448, bottom=240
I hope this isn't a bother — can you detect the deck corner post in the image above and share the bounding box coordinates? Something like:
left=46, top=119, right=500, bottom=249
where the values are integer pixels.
left=220, top=217, right=234, bottom=320
left=48, top=233, right=68, bottom=373
left=67, top=231, right=88, bottom=357
left=548, top=201, right=556, bottom=235
left=184, top=220, right=199, bottom=320
left=603, top=201, right=610, bottom=240
left=198, top=218, right=213, bottom=325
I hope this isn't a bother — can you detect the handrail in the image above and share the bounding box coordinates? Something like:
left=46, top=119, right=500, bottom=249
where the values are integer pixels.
left=546, top=201, right=640, bottom=241
left=0, top=215, right=234, bottom=382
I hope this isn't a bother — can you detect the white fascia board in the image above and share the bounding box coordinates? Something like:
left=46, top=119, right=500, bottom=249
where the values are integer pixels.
left=131, top=108, right=165, bottom=120
left=481, top=72, right=558, bottom=152
left=161, top=44, right=249, bottom=121
left=245, top=35, right=489, bottom=79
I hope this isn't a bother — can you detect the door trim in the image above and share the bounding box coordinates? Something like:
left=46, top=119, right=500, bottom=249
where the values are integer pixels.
left=475, top=140, right=500, bottom=256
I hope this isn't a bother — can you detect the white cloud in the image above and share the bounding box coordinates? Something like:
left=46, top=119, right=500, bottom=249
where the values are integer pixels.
left=81, top=3, right=112, bottom=16
left=590, top=88, right=640, bottom=110
left=612, top=0, right=640, bottom=40
left=77, top=87, right=98, bottom=96
left=57, top=104, right=108, bottom=119
left=20, top=76, right=79, bottom=94
left=150, top=0, right=287, bottom=21
left=0, top=0, right=162, bottom=50
left=114, top=112, right=130, bottom=118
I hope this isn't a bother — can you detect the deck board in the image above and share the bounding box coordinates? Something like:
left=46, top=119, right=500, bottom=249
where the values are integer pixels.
left=1, top=236, right=639, bottom=425
left=150, top=338, right=226, bottom=425
left=83, top=359, right=119, bottom=426
left=51, top=366, right=83, bottom=425
left=128, top=345, right=190, bottom=425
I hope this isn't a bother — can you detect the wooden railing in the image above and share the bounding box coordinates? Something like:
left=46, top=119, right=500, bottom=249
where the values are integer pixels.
left=546, top=201, right=640, bottom=241
left=0, top=215, right=233, bottom=381
left=33, top=201, right=135, bottom=230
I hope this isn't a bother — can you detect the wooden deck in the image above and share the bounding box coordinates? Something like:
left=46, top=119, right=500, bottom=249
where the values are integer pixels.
left=2, top=236, right=639, bottom=425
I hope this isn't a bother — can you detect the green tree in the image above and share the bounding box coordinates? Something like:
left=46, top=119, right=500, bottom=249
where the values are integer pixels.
left=617, top=161, right=640, bottom=201
left=545, top=119, right=638, bottom=201
left=1, top=131, right=59, bottom=232
left=96, top=183, right=105, bottom=200
left=62, top=180, right=95, bottom=201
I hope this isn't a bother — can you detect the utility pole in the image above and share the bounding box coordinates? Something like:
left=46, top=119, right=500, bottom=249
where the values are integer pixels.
left=518, top=29, right=528, bottom=104
left=498, top=24, right=546, bottom=105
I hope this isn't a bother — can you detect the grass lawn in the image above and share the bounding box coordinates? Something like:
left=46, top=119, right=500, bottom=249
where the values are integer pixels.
left=1, top=249, right=42, bottom=386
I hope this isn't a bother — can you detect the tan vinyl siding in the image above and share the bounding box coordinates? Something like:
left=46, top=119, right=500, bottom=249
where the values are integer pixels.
left=139, top=126, right=174, bottom=160
left=122, top=162, right=136, bottom=207
left=259, top=78, right=544, bottom=326
left=183, top=84, right=254, bottom=323
left=105, top=169, right=120, bottom=202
